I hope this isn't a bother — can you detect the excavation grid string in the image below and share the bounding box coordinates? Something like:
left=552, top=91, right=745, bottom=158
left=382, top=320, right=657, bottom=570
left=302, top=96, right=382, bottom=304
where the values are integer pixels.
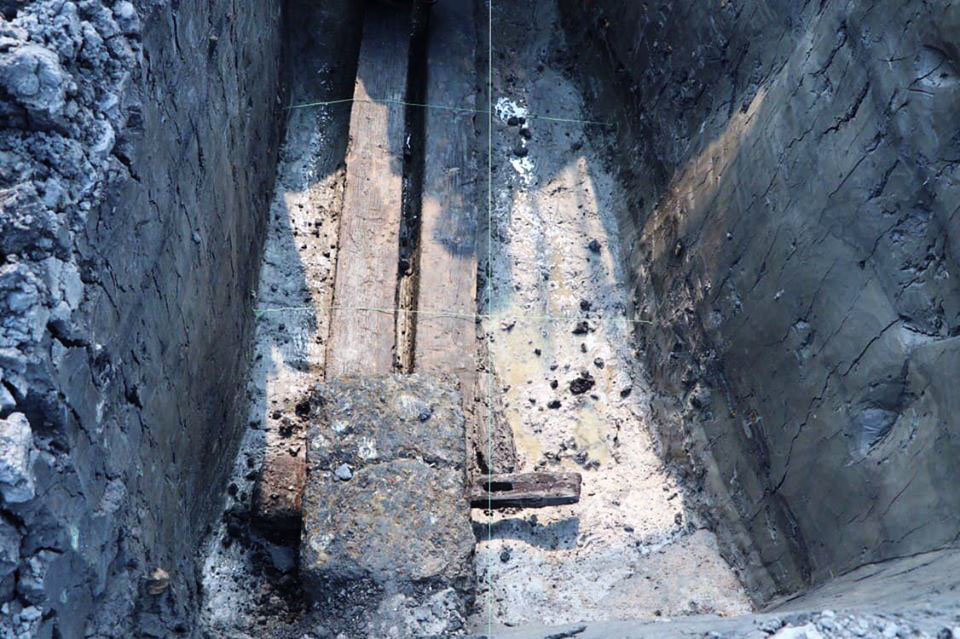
left=287, top=96, right=614, bottom=127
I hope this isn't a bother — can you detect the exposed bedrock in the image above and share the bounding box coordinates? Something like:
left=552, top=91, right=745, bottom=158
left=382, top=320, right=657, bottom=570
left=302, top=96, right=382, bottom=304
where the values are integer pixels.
left=0, top=1, right=283, bottom=636
left=560, top=0, right=960, bottom=601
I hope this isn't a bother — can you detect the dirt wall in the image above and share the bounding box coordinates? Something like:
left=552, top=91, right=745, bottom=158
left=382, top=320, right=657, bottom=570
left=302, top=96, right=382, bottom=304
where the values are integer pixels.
left=0, top=1, right=283, bottom=636
left=561, top=0, right=960, bottom=601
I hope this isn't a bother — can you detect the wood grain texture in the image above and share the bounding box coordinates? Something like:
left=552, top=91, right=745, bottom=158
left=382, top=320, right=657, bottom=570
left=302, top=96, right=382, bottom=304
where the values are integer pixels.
left=470, top=472, right=583, bottom=509
left=326, top=4, right=411, bottom=377
left=413, top=0, right=482, bottom=463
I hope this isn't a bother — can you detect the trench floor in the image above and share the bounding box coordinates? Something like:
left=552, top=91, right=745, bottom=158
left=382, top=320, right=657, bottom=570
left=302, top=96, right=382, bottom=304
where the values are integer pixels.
left=471, top=1, right=750, bottom=627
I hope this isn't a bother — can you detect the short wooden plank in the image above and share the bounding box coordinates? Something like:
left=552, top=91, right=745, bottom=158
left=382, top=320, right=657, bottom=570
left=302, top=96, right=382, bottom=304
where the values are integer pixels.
left=326, top=4, right=411, bottom=377
left=469, top=472, right=583, bottom=509
left=253, top=425, right=306, bottom=542
left=413, top=0, right=483, bottom=465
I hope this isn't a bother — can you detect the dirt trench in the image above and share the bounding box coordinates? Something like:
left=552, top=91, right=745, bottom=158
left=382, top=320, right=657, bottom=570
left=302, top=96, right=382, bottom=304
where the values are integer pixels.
left=196, top=1, right=751, bottom=635
left=190, top=0, right=960, bottom=638
left=6, top=0, right=957, bottom=637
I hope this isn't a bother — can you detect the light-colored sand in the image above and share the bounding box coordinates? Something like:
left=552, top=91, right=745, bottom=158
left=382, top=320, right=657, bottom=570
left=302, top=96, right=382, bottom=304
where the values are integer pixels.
left=473, top=1, right=753, bottom=627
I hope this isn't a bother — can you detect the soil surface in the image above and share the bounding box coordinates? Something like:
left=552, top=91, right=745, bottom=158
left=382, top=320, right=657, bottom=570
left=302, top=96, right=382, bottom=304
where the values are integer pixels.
left=471, top=1, right=751, bottom=628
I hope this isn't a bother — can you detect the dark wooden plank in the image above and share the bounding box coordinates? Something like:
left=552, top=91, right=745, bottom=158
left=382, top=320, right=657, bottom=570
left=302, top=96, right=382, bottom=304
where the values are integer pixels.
left=413, top=0, right=485, bottom=473
left=469, top=472, right=582, bottom=509
left=253, top=421, right=306, bottom=542
left=326, top=4, right=411, bottom=377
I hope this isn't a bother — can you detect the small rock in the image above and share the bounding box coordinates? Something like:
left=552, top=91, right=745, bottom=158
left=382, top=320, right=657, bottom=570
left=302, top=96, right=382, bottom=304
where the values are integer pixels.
left=620, top=386, right=632, bottom=398
left=587, top=239, right=601, bottom=254
left=146, top=568, right=170, bottom=595
left=593, top=358, right=604, bottom=369
left=579, top=299, right=591, bottom=311
left=0, top=44, right=67, bottom=127
left=513, top=145, right=528, bottom=158
left=569, top=372, right=595, bottom=395
left=334, top=464, right=353, bottom=481
left=572, top=321, right=591, bottom=335
left=499, top=548, right=511, bottom=563
left=547, top=400, right=561, bottom=409
left=507, top=115, right=519, bottom=126
left=113, top=1, right=141, bottom=35
left=0, top=413, right=34, bottom=503
left=295, top=400, right=311, bottom=418
left=519, top=127, right=532, bottom=140
left=20, top=606, right=41, bottom=622
left=770, top=624, right=824, bottom=639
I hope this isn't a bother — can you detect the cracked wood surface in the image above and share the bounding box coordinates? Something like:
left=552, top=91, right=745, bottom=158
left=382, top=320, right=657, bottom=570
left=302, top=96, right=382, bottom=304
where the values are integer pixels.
left=470, top=472, right=582, bottom=509
left=411, top=0, right=491, bottom=478
left=325, top=4, right=410, bottom=377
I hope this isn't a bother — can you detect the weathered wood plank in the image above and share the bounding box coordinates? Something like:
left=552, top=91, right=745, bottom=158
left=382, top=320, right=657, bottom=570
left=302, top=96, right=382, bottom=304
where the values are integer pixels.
left=326, top=4, right=411, bottom=377
left=469, top=472, right=582, bottom=509
left=412, top=0, right=485, bottom=470
left=414, top=0, right=477, bottom=372
left=253, top=417, right=306, bottom=541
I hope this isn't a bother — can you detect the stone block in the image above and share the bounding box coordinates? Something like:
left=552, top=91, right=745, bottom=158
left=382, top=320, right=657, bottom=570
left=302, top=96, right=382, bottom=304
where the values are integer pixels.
left=300, top=374, right=474, bottom=635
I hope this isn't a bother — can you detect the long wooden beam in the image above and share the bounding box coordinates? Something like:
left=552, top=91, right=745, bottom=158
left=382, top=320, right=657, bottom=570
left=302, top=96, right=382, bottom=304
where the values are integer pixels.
left=325, top=4, right=411, bottom=378
left=413, top=0, right=482, bottom=461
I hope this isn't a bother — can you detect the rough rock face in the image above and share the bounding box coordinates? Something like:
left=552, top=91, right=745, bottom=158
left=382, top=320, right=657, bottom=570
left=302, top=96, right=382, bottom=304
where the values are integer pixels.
left=0, top=413, right=33, bottom=505
left=560, top=0, right=960, bottom=601
left=301, top=374, right=475, bottom=638
left=0, top=1, right=283, bottom=636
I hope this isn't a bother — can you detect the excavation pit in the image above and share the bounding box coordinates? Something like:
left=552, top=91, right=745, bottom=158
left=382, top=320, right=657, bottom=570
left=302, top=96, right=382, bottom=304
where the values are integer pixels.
left=2, top=0, right=959, bottom=638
